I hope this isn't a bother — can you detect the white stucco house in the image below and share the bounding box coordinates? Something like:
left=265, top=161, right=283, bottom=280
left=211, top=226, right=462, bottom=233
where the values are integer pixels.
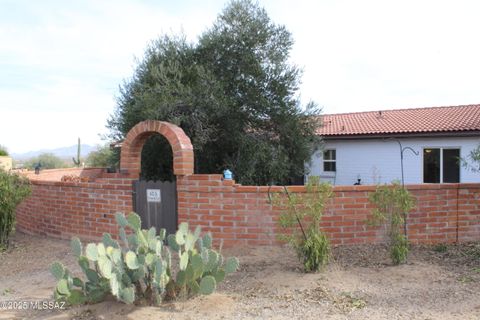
left=306, top=104, right=480, bottom=185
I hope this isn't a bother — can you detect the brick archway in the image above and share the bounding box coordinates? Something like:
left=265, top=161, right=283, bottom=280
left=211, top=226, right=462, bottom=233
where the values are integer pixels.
left=120, top=120, right=194, bottom=178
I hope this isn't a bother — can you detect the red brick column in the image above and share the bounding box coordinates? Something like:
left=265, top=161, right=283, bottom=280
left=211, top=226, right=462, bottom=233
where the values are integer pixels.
left=120, top=120, right=194, bottom=178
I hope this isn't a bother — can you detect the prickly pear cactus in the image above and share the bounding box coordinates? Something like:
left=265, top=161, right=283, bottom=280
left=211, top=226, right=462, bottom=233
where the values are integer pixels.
left=50, top=212, right=239, bottom=306
left=167, top=222, right=240, bottom=298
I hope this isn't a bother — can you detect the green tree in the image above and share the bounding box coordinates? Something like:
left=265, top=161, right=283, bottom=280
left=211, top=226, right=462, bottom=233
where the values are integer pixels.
left=108, top=34, right=223, bottom=181
left=107, top=0, right=320, bottom=185
left=86, top=144, right=117, bottom=168
left=24, top=153, right=66, bottom=170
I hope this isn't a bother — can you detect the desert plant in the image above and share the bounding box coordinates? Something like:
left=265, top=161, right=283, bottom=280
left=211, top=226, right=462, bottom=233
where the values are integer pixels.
left=369, top=181, right=415, bottom=264
left=0, top=169, right=31, bottom=250
left=50, top=212, right=239, bottom=306
left=275, top=177, right=333, bottom=272
left=72, top=137, right=81, bottom=167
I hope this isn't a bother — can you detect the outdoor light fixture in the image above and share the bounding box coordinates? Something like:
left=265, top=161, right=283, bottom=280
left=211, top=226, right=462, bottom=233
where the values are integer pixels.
left=223, top=169, right=233, bottom=180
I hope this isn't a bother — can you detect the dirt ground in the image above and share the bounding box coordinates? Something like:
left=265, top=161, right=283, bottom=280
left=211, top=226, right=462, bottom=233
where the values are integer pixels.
left=1, top=233, right=480, bottom=320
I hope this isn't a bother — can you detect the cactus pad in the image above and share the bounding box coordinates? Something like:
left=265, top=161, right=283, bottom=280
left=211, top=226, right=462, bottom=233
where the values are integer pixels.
left=127, top=234, right=139, bottom=249
left=120, top=287, right=135, bottom=304
left=102, top=233, right=119, bottom=248
left=190, top=254, right=204, bottom=278
left=145, top=253, right=155, bottom=266
left=199, top=275, right=216, bottom=295
left=185, top=233, right=196, bottom=251
left=125, top=251, right=139, bottom=269
left=167, top=234, right=179, bottom=252
left=111, top=248, right=122, bottom=265
left=86, top=243, right=98, bottom=261
left=179, top=251, right=189, bottom=270
left=159, top=229, right=166, bottom=240
left=50, top=262, right=65, bottom=280
left=78, top=256, right=89, bottom=271
left=115, top=212, right=128, bottom=227
left=85, top=268, right=99, bottom=283
left=98, top=256, right=113, bottom=279
left=127, top=212, right=141, bottom=230
left=178, top=222, right=189, bottom=235
left=213, top=269, right=226, bottom=283
left=110, top=274, right=120, bottom=297
left=67, top=290, right=86, bottom=305
left=97, top=243, right=106, bottom=257
left=71, top=237, right=82, bottom=257
left=176, top=270, right=186, bottom=286
left=155, top=240, right=163, bottom=255
left=202, top=233, right=212, bottom=249
left=205, top=250, right=219, bottom=272
left=147, top=227, right=156, bottom=241
left=56, top=279, right=70, bottom=295
left=225, top=257, right=240, bottom=274
left=175, top=230, right=186, bottom=246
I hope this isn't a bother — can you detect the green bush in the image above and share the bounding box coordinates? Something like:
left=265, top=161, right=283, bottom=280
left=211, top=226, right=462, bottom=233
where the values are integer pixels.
left=24, top=153, right=67, bottom=170
left=0, top=145, right=8, bottom=156
left=300, top=228, right=330, bottom=272
left=85, top=144, right=117, bottom=169
left=369, top=181, right=415, bottom=264
left=0, top=170, right=31, bottom=250
left=276, top=177, right=332, bottom=272
left=50, top=213, right=239, bottom=305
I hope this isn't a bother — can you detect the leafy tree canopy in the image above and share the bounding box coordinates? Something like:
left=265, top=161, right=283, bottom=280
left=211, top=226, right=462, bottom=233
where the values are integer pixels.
left=86, top=144, right=118, bottom=168
left=107, top=0, right=321, bottom=185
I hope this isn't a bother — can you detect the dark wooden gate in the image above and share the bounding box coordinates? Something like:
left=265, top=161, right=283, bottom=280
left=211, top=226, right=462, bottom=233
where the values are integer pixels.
left=132, top=180, right=177, bottom=235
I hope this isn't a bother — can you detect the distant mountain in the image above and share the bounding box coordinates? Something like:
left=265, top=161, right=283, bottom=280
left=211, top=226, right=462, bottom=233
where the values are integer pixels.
left=12, top=144, right=98, bottom=160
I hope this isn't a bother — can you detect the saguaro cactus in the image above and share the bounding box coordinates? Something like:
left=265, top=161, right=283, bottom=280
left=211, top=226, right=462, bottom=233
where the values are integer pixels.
left=72, top=137, right=81, bottom=167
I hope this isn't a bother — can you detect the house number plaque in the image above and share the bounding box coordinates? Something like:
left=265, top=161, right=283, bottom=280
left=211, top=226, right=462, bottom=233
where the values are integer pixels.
left=146, top=189, right=161, bottom=203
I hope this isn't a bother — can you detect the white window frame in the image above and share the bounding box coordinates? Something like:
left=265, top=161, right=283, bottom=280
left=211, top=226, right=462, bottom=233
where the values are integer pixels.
left=422, top=147, right=461, bottom=183
left=323, top=149, right=336, bottom=173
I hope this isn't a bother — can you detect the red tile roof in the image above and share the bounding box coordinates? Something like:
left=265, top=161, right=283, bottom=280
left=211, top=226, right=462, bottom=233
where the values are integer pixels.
left=317, top=104, right=480, bottom=137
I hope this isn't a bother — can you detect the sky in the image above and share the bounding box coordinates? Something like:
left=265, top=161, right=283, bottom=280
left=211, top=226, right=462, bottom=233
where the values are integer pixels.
left=1, top=0, right=480, bottom=154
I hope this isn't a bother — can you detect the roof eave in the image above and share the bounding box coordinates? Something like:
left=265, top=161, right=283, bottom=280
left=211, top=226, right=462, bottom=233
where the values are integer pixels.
left=318, top=130, right=480, bottom=140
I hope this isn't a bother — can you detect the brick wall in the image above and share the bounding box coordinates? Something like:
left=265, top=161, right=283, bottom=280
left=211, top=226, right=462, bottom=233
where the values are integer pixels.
left=15, top=172, right=480, bottom=246
left=16, top=177, right=133, bottom=241
left=177, top=174, right=480, bottom=246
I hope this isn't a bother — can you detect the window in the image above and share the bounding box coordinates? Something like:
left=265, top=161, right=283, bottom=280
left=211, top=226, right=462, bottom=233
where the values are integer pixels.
left=323, top=149, right=336, bottom=172
left=423, top=148, right=460, bottom=183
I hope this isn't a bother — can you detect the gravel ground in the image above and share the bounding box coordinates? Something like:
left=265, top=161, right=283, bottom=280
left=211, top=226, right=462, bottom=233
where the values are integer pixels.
left=1, top=233, right=480, bottom=320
